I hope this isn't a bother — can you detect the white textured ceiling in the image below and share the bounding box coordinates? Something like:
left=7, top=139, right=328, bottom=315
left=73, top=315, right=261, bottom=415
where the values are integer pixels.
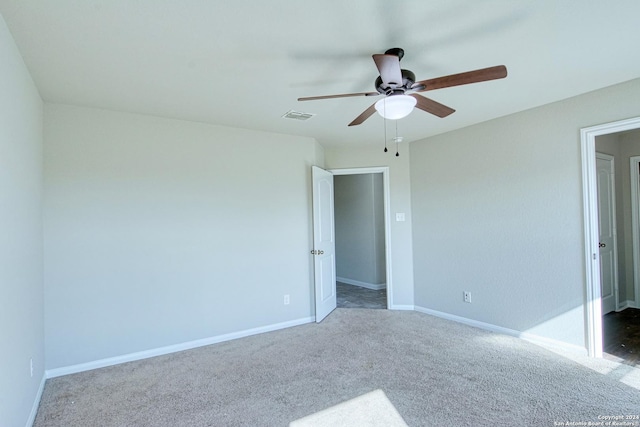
left=1, top=0, right=640, bottom=148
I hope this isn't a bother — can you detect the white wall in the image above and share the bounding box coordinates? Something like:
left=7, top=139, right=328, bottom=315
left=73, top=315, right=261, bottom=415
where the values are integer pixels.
left=44, top=104, right=321, bottom=369
left=334, top=173, right=386, bottom=287
left=0, top=14, right=44, bottom=427
left=410, top=78, right=640, bottom=349
left=325, top=147, right=414, bottom=308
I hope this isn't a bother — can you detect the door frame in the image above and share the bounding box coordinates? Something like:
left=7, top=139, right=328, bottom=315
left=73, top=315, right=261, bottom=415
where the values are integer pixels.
left=330, top=167, right=393, bottom=309
left=581, top=116, right=640, bottom=357
left=630, top=156, right=640, bottom=312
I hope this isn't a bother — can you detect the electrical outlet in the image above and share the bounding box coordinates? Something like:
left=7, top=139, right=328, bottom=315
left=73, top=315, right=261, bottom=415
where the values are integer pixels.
left=30, top=358, right=33, bottom=377
left=463, top=291, right=472, bottom=303
left=284, top=294, right=290, bottom=305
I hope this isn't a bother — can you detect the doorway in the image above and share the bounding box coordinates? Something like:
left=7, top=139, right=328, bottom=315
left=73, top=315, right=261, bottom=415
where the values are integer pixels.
left=331, top=167, right=392, bottom=310
left=334, top=172, right=387, bottom=309
left=581, top=117, right=640, bottom=358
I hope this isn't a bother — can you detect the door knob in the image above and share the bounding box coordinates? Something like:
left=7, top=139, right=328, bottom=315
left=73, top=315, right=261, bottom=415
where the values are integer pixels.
left=599, top=242, right=606, bottom=248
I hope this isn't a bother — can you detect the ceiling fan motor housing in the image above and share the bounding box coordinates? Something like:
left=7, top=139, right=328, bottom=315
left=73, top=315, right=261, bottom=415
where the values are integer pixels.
left=375, top=69, right=416, bottom=95
left=384, top=47, right=404, bottom=60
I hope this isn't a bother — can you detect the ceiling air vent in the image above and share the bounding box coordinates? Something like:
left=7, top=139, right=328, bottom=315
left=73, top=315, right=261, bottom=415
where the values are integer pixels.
left=282, top=110, right=315, bottom=121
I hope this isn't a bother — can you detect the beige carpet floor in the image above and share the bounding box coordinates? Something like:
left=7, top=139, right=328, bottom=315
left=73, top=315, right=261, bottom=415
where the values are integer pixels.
left=34, top=309, right=640, bottom=426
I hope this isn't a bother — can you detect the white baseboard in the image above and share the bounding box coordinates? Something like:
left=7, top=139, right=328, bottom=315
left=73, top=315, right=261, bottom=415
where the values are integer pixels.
left=618, top=300, right=638, bottom=310
left=46, top=316, right=314, bottom=379
left=617, top=301, right=631, bottom=311
left=26, top=374, right=46, bottom=427
left=337, top=277, right=386, bottom=290
left=44, top=304, right=595, bottom=380
left=414, top=306, right=587, bottom=356
left=389, top=304, right=414, bottom=311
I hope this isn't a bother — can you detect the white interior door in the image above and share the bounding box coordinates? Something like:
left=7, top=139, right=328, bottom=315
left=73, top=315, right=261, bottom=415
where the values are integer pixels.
left=596, top=153, right=618, bottom=314
left=312, top=166, right=336, bottom=322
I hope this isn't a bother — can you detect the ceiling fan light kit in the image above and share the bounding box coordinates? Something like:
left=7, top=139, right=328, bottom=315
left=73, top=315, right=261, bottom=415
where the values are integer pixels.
left=375, top=95, right=417, bottom=120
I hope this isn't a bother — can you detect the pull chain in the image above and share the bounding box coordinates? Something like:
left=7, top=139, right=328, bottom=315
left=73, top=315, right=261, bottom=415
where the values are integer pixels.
left=395, top=121, right=400, bottom=157
left=383, top=99, right=388, bottom=152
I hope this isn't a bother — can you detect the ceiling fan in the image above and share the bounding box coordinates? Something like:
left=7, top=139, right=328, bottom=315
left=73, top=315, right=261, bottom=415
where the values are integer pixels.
left=298, top=48, right=507, bottom=126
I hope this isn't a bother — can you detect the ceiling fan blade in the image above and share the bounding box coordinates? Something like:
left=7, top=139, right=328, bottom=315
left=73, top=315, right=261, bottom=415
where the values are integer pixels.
left=348, top=103, right=377, bottom=126
left=372, top=54, right=403, bottom=86
left=298, top=91, right=379, bottom=101
left=414, top=65, right=507, bottom=92
left=410, top=94, right=455, bottom=118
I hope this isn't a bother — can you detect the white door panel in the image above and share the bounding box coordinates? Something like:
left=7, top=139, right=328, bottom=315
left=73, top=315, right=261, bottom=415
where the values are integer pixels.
left=312, top=166, right=336, bottom=322
left=596, top=153, right=618, bottom=315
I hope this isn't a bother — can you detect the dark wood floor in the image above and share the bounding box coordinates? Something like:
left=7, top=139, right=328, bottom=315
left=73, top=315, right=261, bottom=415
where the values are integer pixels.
left=603, top=308, right=640, bottom=366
